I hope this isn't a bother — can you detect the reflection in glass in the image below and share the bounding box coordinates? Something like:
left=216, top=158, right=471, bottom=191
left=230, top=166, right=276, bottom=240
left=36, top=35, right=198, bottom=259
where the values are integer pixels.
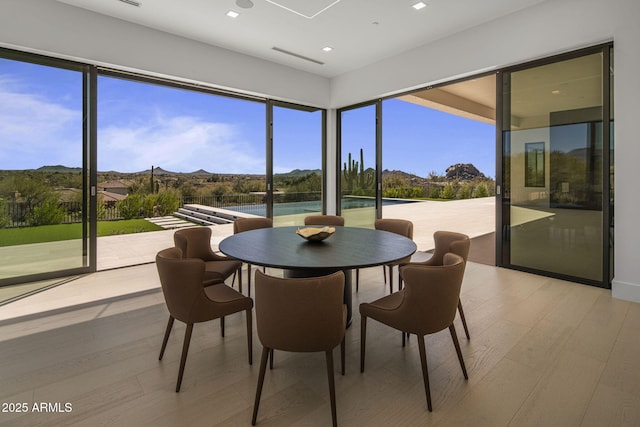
left=525, top=142, right=545, bottom=187
left=503, top=52, right=609, bottom=283
left=0, top=56, right=87, bottom=284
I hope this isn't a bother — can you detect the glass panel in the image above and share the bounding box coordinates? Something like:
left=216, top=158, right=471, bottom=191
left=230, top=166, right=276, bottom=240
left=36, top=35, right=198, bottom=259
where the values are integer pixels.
left=97, top=75, right=265, bottom=270
left=0, top=56, right=88, bottom=285
left=503, top=52, right=605, bottom=282
left=382, top=92, right=496, bottom=202
left=340, top=105, right=376, bottom=227
left=272, top=105, right=323, bottom=226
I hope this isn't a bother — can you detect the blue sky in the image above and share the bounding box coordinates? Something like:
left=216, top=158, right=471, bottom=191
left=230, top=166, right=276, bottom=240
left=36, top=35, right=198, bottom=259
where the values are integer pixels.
left=1, top=58, right=495, bottom=178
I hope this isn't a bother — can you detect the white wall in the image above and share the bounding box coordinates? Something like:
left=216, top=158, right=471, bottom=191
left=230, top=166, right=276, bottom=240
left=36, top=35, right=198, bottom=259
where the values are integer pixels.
left=0, top=0, right=330, bottom=107
left=330, top=0, right=640, bottom=302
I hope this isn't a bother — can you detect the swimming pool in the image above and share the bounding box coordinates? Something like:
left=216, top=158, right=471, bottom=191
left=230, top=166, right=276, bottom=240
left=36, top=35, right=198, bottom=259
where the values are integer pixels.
left=225, top=198, right=416, bottom=217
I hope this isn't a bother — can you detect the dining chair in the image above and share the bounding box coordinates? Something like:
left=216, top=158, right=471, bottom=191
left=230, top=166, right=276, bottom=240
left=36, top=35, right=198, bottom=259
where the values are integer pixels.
left=356, top=218, right=413, bottom=293
left=156, top=247, right=253, bottom=392
left=251, top=270, right=346, bottom=427
left=233, top=217, right=273, bottom=297
left=360, top=253, right=467, bottom=411
left=304, top=214, right=345, bottom=226
left=414, top=231, right=471, bottom=339
left=174, top=227, right=243, bottom=290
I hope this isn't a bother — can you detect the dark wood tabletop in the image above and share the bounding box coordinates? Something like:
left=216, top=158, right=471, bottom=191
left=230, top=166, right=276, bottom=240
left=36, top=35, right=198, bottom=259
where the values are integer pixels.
left=219, top=226, right=417, bottom=270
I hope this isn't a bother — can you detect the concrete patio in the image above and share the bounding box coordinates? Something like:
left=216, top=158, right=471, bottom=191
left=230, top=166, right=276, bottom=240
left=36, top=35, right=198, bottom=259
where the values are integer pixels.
left=0, top=197, right=495, bottom=323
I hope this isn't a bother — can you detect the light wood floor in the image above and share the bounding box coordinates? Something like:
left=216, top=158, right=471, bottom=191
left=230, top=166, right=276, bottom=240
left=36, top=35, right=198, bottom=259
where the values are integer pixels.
left=1, top=262, right=639, bottom=426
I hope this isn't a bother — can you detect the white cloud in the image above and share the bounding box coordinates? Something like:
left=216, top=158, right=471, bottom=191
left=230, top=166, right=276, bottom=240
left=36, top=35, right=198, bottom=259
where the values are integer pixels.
left=99, top=114, right=266, bottom=174
left=0, top=76, right=81, bottom=169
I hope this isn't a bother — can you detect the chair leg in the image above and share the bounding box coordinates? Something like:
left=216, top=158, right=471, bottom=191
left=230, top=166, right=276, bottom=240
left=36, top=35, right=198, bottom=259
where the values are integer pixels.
left=449, top=324, right=468, bottom=379
left=220, top=316, right=225, bottom=337
left=402, top=330, right=406, bottom=347
left=251, top=346, right=270, bottom=426
left=176, top=323, right=194, bottom=392
left=383, top=265, right=387, bottom=284
left=340, top=337, right=345, bottom=375
left=325, top=350, right=338, bottom=427
left=360, top=315, right=367, bottom=372
left=247, top=263, right=252, bottom=297
left=269, top=348, right=274, bottom=370
left=356, top=269, right=360, bottom=292
left=389, top=265, right=394, bottom=294
left=416, top=335, right=432, bottom=411
left=458, top=299, right=471, bottom=340
left=246, top=308, right=253, bottom=365
left=159, top=316, right=174, bottom=360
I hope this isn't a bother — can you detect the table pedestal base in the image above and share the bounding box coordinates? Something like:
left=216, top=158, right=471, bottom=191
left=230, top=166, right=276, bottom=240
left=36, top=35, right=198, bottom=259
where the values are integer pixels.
left=283, top=268, right=353, bottom=327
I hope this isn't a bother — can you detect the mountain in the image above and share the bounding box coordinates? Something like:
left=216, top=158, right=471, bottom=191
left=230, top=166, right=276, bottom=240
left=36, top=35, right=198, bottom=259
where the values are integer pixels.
left=445, top=163, right=486, bottom=181
left=275, top=169, right=322, bottom=177
left=36, top=165, right=82, bottom=173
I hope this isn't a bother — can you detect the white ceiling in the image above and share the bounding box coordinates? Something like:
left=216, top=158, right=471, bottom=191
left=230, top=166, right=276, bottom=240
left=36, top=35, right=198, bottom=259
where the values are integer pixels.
left=56, top=0, right=546, bottom=78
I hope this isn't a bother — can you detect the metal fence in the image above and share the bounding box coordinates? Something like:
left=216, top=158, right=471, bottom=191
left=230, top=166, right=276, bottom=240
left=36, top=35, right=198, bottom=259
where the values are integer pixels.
left=1, top=191, right=323, bottom=228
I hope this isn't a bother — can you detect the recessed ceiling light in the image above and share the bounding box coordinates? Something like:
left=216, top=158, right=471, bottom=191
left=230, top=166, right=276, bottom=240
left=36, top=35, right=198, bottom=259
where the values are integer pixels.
left=412, top=2, right=427, bottom=10
left=322, top=46, right=333, bottom=52
left=226, top=10, right=240, bottom=18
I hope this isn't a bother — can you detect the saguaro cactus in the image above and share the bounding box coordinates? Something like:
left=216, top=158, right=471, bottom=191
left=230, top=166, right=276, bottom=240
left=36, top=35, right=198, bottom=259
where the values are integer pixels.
left=343, top=148, right=374, bottom=194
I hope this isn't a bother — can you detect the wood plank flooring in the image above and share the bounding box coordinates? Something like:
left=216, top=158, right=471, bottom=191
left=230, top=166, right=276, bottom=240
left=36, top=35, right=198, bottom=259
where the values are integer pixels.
left=1, top=262, right=639, bottom=426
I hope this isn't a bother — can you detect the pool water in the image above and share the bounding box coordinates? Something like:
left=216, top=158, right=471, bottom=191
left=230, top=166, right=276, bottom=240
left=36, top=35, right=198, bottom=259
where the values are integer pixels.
left=225, top=198, right=416, bottom=217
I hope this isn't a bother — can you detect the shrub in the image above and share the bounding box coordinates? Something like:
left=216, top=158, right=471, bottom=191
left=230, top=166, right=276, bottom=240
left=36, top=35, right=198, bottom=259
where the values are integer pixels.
left=155, top=190, right=179, bottom=216
left=428, top=185, right=441, bottom=199
left=458, top=184, right=472, bottom=199
left=0, top=199, right=9, bottom=228
left=26, top=197, right=65, bottom=226
left=441, top=183, right=457, bottom=200
left=475, top=184, right=489, bottom=198
left=117, top=194, right=144, bottom=219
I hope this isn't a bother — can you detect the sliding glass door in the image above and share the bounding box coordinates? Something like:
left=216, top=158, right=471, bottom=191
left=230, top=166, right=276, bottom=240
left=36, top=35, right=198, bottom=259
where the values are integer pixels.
left=338, top=102, right=379, bottom=228
left=0, top=50, right=92, bottom=287
left=499, top=45, right=613, bottom=286
left=270, top=101, right=324, bottom=226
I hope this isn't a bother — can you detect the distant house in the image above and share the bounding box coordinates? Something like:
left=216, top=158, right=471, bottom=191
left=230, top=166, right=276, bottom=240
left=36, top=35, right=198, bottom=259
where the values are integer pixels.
left=100, top=180, right=132, bottom=196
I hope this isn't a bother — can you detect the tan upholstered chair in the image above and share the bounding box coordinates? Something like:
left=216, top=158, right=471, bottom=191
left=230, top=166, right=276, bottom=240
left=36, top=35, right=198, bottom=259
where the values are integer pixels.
left=156, top=247, right=253, bottom=392
left=360, top=253, right=468, bottom=411
left=174, top=227, right=242, bottom=290
left=304, top=214, right=345, bottom=226
left=252, top=270, right=346, bottom=427
left=356, top=218, right=414, bottom=293
left=233, top=217, right=273, bottom=297
left=415, top=231, right=471, bottom=339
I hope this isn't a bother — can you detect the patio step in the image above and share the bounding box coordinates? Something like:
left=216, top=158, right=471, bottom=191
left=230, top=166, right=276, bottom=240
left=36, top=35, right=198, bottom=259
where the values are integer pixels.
left=145, top=216, right=195, bottom=230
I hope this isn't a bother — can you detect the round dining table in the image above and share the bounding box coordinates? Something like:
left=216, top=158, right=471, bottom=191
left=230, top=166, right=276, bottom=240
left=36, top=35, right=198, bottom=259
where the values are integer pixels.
left=219, top=225, right=417, bottom=326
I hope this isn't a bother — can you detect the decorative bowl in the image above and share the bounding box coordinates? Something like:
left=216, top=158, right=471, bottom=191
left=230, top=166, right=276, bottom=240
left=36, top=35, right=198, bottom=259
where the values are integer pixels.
left=296, top=226, right=336, bottom=242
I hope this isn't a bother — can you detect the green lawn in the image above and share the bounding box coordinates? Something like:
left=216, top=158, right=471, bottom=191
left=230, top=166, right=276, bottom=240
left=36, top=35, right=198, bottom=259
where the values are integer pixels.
left=0, top=219, right=164, bottom=247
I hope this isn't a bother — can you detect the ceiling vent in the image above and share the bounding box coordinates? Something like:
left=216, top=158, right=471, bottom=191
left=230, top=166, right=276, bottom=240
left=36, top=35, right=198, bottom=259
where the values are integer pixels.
left=272, top=47, right=324, bottom=65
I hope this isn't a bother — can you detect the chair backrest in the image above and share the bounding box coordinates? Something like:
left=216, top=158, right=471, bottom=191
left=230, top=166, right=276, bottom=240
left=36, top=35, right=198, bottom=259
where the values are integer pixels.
left=397, top=253, right=465, bottom=335
left=156, top=247, right=207, bottom=323
left=234, top=217, right=273, bottom=234
left=174, top=227, right=215, bottom=261
left=254, top=270, right=346, bottom=352
left=427, top=231, right=470, bottom=266
left=304, top=215, right=345, bottom=227
left=374, top=218, right=413, bottom=239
